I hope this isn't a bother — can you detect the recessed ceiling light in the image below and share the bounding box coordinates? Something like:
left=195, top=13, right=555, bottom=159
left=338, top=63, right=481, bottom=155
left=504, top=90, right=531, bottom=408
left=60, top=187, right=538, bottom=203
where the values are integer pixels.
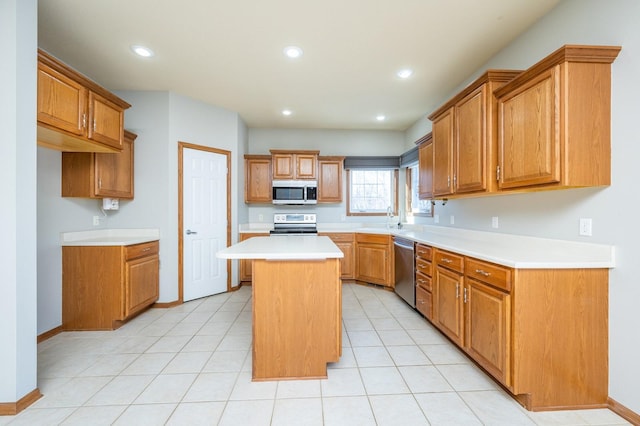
left=283, top=46, right=303, bottom=59
left=131, top=45, right=154, bottom=58
left=396, top=69, right=413, bottom=79
left=282, top=109, right=292, bottom=116
left=376, top=115, right=386, bottom=122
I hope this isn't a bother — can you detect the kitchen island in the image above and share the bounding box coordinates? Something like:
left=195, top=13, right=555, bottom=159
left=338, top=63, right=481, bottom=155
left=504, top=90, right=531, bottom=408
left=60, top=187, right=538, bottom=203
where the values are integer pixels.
left=217, top=235, right=344, bottom=381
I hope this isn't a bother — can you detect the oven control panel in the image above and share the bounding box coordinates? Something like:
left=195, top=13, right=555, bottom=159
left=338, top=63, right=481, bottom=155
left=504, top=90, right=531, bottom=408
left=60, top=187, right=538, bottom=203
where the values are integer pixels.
left=274, top=213, right=317, bottom=224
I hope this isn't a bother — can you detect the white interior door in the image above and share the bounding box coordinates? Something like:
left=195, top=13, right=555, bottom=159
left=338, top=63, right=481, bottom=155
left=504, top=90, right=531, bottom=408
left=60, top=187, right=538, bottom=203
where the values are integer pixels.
left=183, top=147, right=228, bottom=301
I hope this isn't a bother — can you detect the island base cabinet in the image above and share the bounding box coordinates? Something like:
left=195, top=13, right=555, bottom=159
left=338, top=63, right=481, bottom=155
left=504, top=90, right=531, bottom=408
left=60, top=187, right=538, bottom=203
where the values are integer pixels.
left=510, top=269, right=608, bottom=411
left=252, top=258, right=341, bottom=381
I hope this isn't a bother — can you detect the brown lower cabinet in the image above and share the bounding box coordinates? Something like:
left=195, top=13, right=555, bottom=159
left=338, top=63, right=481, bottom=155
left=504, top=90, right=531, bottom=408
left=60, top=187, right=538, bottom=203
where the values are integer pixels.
left=239, top=233, right=265, bottom=283
left=430, top=247, right=608, bottom=411
left=355, top=233, right=394, bottom=288
left=62, top=241, right=159, bottom=330
left=319, top=233, right=354, bottom=279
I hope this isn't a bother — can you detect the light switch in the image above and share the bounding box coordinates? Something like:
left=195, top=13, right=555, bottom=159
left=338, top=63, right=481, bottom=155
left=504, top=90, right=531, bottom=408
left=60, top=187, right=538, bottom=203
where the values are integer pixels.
left=579, top=218, right=593, bottom=236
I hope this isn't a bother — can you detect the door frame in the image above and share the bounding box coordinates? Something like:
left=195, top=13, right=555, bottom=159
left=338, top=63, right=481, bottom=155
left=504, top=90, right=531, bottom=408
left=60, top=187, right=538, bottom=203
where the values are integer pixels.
left=178, top=141, right=232, bottom=303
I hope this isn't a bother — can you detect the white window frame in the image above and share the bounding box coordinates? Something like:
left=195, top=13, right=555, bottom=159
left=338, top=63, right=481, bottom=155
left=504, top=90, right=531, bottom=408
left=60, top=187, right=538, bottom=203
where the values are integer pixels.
left=346, top=168, right=398, bottom=216
left=405, top=163, right=433, bottom=217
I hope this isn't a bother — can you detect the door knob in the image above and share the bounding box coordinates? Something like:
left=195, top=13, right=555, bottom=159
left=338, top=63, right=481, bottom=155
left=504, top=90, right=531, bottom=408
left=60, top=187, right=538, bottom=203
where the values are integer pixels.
left=186, top=229, right=198, bottom=235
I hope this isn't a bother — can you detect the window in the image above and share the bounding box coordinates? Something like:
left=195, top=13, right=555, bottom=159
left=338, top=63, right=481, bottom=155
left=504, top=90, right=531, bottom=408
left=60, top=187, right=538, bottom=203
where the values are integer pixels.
left=347, top=169, right=398, bottom=216
left=406, top=164, right=433, bottom=217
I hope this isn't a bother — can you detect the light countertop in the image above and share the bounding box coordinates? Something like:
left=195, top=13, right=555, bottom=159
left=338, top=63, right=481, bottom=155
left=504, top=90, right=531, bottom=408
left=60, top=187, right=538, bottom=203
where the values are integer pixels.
left=238, top=223, right=614, bottom=269
left=61, top=229, right=160, bottom=246
left=217, top=235, right=344, bottom=260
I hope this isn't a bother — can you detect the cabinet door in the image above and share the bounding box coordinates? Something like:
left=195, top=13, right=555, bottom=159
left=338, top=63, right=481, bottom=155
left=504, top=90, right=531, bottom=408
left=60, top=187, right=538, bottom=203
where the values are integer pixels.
left=37, top=62, right=87, bottom=136
left=296, top=154, right=317, bottom=179
left=272, top=153, right=295, bottom=179
left=335, top=241, right=354, bottom=279
left=418, top=140, right=433, bottom=199
left=94, top=132, right=134, bottom=198
left=239, top=233, right=263, bottom=282
left=356, top=242, right=390, bottom=286
left=432, top=107, right=455, bottom=196
left=124, top=254, right=159, bottom=319
left=434, top=266, right=464, bottom=346
left=465, top=279, right=511, bottom=386
left=456, top=86, right=487, bottom=193
left=244, top=156, right=272, bottom=203
left=88, top=91, right=125, bottom=150
left=318, top=158, right=343, bottom=202
left=498, top=67, right=560, bottom=189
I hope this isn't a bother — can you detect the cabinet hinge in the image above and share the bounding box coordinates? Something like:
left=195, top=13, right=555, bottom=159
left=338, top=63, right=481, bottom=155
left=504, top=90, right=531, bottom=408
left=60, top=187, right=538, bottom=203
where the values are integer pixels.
left=496, top=165, right=500, bottom=181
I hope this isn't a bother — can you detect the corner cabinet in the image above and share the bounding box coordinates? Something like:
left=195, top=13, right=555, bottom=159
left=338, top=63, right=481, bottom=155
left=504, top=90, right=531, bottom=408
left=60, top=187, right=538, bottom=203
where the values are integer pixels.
left=37, top=49, right=130, bottom=153
left=270, top=150, right=319, bottom=180
left=244, top=155, right=272, bottom=203
left=318, top=156, right=345, bottom=203
left=495, top=45, right=621, bottom=190
left=428, top=246, right=608, bottom=411
left=62, top=241, right=159, bottom=330
left=428, top=70, right=522, bottom=198
left=61, top=130, right=135, bottom=198
left=355, top=233, right=394, bottom=288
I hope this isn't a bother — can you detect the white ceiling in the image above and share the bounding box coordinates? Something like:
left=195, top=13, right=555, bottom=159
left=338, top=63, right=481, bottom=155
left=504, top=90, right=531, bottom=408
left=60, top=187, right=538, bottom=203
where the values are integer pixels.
left=38, top=0, right=561, bottom=131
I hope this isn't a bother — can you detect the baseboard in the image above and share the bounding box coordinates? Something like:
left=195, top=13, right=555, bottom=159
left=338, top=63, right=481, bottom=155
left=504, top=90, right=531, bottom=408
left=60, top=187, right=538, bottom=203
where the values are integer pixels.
left=0, top=388, right=41, bottom=416
left=608, top=397, right=640, bottom=425
left=37, top=325, right=63, bottom=343
left=152, top=300, right=181, bottom=309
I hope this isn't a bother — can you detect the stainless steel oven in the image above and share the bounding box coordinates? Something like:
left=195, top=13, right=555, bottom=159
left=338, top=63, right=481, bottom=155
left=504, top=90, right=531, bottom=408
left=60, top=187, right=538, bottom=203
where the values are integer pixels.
left=270, top=213, right=318, bottom=235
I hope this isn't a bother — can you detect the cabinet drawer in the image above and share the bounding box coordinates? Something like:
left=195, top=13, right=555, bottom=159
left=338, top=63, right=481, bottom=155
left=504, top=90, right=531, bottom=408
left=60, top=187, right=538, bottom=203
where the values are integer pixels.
left=125, top=241, right=159, bottom=260
left=356, top=233, right=390, bottom=244
left=434, top=249, right=464, bottom=273
left=416, top=258, right=432, bottom=277
left=416, top=285, right=432, bottom=320
left=465, top=258, right=512, bottom=292
left=416, top=243, right=432, bottom=261
left=321, top=232, right=354, bottom=242
left=416, top=271, right=432, bottom=292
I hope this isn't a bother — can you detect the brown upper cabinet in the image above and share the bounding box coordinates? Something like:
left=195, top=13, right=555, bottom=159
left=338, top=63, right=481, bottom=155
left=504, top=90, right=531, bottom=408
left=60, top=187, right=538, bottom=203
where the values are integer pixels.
left=62, top=130, right=136, bottom=199
left=270, top=150, right=319, bottom=180
left=495, top=45, right=621, bottom=190
left=428, top=70, right=522, bottom=198
left=417, top=133, right=433, bottom=200
left=318, top=156, right=345, bottom=203
left=37, top=49, right=130, bottom=153
left=244, top=155, right=272, bottom=203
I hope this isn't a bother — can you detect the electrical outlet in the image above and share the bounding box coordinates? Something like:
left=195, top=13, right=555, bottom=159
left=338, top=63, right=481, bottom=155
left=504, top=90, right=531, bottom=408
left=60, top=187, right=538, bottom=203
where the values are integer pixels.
left=93, top=215, right=100, bottom=226
left=579, top=218, right=593, bottom=236
left=434, top=214, right=439, bottom=224
left=450, top=215, right=455, bottom=225
left=492, top=216, right=499, bottom=229
left=341, top=214, right=346, bottom=221
left=258, top=214, right=264, bottom=222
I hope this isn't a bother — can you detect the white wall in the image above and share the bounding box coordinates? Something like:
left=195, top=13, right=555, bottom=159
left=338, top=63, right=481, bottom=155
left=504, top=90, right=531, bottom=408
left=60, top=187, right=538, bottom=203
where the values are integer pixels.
left=247, top=128, right=407, bottom=224
left=0, top=0, right=38, bottom=403
left=411, top=0, right=639, bottom=412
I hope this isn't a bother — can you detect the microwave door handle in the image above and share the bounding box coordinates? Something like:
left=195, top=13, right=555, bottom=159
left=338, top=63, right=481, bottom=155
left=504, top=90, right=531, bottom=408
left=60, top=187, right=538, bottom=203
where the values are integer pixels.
left=303, top=186, right=307, bottom=202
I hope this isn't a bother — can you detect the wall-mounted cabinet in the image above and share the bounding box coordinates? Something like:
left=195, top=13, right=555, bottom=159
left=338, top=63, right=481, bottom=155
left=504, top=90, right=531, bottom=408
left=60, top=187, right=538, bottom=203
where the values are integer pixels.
left=61, top=130, right=135, bottom=199
left=244, top=155, right=272, bottom=203
left=417, top=133, right=433, bottom=200
left=495, top=45, right=621, bottom=191
left=37, top=49, right=130, bottom=153
left=428, top=70, right=522, bottom=198
left=318, top=156, right=345, bottom=203
left=270, top=150, right=319, bottom=180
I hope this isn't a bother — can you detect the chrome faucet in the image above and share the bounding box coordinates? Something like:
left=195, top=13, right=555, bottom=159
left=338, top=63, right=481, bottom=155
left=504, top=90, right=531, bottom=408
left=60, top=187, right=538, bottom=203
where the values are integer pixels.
left=386, top=206, right=393, bottom=229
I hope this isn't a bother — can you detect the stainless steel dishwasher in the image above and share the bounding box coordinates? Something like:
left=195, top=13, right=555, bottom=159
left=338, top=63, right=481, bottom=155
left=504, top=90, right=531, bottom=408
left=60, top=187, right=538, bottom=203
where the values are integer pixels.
left=394, top=237, right=415, bottom=308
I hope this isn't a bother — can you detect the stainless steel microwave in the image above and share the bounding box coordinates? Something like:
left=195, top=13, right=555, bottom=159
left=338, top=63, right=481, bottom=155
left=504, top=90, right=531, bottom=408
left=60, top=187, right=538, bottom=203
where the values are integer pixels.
left=272, top=180, right=317, bottom=205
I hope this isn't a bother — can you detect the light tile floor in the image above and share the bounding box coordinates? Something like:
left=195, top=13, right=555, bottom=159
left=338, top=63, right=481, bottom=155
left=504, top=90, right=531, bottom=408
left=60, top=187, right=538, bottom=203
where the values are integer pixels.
left=2, top=283, right=631, bottom=425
